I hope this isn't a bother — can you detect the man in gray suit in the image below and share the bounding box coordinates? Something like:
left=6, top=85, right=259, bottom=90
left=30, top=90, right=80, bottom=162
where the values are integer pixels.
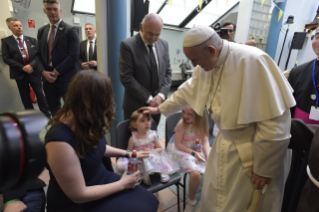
left=119, top=13, right=172, bottom=125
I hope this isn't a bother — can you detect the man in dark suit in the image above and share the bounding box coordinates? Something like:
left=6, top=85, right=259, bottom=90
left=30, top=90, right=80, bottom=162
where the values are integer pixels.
left=119, top=13, right=172, bottom=125
left=79, top=23, right=97, bottom=70
left=1, top=18, right=50, bottom=118
left=36, top=0, right=80, bottom=116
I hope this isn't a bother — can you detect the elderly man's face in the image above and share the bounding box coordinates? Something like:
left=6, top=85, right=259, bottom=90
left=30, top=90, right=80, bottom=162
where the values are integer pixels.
left=183, top=45, right=217, bottom=71
left=140, top=18, right=163, bottom=45
left=312, top=29, right=319, bottom=56
left=222, top=24, right=235, bottom=41
left=9, top=21, right=23, bottom=37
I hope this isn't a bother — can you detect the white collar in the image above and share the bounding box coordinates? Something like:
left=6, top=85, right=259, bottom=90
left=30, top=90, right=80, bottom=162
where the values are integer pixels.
left=87, top=37, right=96, bottom=43
left=50, top=19, right=62, bottom=29
left=13, top=34, right=24, bottom=41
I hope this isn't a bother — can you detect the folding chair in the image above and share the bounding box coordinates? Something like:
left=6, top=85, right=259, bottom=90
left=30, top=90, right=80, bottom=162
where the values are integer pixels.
left=116, top=119, right=182, bottom=211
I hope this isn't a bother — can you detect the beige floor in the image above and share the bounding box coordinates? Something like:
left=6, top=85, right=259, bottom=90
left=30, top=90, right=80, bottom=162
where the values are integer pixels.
left=39, top=138, right=183, bottom=212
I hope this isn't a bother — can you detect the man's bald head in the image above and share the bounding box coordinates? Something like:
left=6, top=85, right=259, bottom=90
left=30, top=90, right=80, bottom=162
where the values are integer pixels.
left=245, top=39, right=256, bottom=47
left=140, top=13, right=163, bottom=45
left=183, top=25, right=223, bottom=71
left=141, top=13, right=163, bottom=28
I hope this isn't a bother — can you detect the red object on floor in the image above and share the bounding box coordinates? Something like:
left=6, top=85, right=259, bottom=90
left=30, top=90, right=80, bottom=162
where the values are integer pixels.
left=30, top=85, right=36, bottom=103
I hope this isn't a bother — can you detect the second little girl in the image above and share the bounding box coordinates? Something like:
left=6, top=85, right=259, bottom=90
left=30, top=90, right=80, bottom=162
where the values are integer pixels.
left=167, top=106, right=210, bottom=212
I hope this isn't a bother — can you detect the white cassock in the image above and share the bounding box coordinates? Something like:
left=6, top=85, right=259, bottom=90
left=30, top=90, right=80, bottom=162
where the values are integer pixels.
left=159, top=40, right=296, bottom=212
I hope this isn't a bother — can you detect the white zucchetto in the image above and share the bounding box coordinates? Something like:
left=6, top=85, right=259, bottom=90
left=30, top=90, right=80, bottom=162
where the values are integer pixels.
left=183, top=25, right=216, bottom=48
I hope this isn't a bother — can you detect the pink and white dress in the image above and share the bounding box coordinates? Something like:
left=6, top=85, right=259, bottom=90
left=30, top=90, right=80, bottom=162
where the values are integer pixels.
left=167, top=124, right=206, bottom=174
left=117, top=130, right=179, bottom=176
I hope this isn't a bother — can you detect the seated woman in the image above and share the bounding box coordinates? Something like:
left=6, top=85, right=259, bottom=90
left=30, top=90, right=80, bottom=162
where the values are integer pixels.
left=45, top=70, right=159, bottom=212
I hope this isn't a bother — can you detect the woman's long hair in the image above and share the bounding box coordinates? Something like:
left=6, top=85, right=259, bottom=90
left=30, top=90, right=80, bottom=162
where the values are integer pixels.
left=47, top=70, right=115, bottom=158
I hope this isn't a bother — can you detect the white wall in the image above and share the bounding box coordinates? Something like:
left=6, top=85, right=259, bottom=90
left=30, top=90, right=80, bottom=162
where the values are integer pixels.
left=274, top=0, right=317, bottom=71
left=160, top=29, right=190, bottom=71
left=235, top=0, right=253, bottom=44
left=0, top=0, right=24, bottom=112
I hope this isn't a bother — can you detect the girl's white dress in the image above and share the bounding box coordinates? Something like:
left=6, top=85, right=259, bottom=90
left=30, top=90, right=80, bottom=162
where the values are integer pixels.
left=167, top=124, right=206, bottom=174
left=117, top=130, right=179, bottom=176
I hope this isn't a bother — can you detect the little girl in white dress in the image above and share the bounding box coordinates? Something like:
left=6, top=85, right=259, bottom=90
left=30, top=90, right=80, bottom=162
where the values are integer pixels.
left=117, top=111, right=179, bottom=185
left=167, top=106, right=210, bottom=212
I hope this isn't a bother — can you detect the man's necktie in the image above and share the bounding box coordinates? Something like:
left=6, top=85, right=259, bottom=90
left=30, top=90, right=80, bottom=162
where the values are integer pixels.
left=17, top=38, right=29, bottom=65
left=147, top=45, right=159, bottom=94
left=89, top=41, right=94, bottom=61
left=48, top=25, right=56, bottom=66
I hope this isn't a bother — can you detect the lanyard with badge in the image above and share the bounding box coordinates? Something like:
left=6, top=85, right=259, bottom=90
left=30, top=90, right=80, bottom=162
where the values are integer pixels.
left=309, top=59, right=319, bottom=121
left=14, top=36, right=27, bottom=58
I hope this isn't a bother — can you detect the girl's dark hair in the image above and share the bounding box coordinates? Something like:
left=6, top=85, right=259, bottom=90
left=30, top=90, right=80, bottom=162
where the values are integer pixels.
left=47, top=70, right=115, bottom=158
left=129, top=110, right=152, bottom=132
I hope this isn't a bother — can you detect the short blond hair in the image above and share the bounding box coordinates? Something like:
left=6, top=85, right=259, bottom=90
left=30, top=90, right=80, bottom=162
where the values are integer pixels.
left=85, top=23, right=95, bottom=28
left=6, top=17, right=19, bottom=26
left=43, top=0, right=60, bottom=7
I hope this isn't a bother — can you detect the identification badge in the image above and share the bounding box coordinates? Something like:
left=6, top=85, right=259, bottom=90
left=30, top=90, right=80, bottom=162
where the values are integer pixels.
left=21, top=52, right=26, bottom=58
left=309, top=106, right=319, bottom=121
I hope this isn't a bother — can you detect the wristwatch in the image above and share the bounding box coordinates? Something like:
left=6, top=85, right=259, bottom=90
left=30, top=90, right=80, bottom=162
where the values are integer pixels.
left=191, top=150, right=196, bottom=157
left=125, top=150, right=131, bottom=158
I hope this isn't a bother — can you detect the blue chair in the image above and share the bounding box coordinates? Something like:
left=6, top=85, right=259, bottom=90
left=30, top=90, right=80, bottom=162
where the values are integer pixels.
left=116, top=119, right=182, bottom=211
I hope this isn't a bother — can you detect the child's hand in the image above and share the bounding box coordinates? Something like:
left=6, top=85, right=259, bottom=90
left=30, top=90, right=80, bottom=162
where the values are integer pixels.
left=195, top=152, right=206, bottom=163
left=136, top=151, right=150, bottom=159
left=119, top=171, right=140, bottom=189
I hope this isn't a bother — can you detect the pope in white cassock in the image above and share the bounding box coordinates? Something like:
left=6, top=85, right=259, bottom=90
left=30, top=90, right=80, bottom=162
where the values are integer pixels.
left=141, top=25, right=296, bottom=212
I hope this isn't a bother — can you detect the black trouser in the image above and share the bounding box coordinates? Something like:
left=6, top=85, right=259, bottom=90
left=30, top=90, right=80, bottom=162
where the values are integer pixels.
left=124, top=110, right=161, bottom=128
left=43, top=81, right=69, bottom=117
left=15, top=74, right=50, bottom=118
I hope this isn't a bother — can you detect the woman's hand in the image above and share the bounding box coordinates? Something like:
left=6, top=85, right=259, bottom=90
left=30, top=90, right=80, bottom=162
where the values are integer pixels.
left=119, top=171, right=141, bottom=189
left=4, top=200, right=27, bottom=212
left=194, top=152, right=206, bottom=163
left=135, top=151, right=150, bottom=159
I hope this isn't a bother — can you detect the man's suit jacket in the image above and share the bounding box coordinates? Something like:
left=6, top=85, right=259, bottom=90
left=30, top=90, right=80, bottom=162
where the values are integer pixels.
left=79, top=39, right=97, bottom=70
left=36, top=20, right=80, bottom=83
left=1, top=35, right=40, bottom=80
left=119, top=33, right=172, bottom=115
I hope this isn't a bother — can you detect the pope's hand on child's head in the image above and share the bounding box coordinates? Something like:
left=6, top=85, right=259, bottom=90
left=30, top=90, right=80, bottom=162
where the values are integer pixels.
left=138, top=107, right=160, bottom=115
left=136, top=151, right=150, bottom=159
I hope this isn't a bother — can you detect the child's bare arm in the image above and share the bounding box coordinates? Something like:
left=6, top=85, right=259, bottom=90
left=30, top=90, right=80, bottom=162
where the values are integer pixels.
left=153, top=135, right=163, bottom=153
left=174, top=120, right=192, bottom=154
left=202, top=136, right=211, bottom=160
left=127, top=136, right=134, bottom=151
